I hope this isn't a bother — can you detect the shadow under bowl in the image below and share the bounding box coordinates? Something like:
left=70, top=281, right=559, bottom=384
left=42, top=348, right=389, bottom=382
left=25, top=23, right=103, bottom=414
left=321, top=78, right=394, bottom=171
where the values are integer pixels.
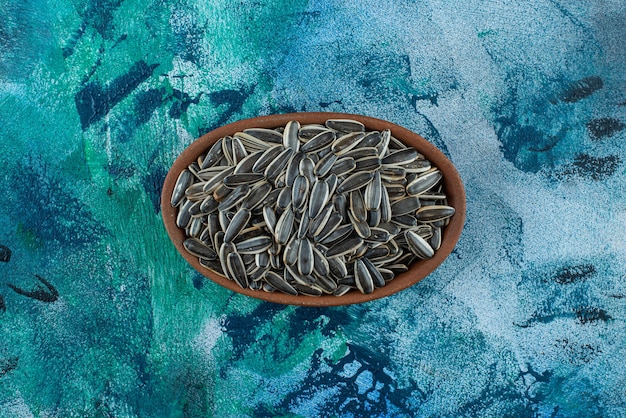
left=161, top=112, right=466, bottom=306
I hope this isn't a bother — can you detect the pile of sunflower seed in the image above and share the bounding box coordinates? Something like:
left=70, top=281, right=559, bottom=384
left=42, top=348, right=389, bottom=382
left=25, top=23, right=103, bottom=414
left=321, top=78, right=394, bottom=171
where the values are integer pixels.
left=171, top=119, right=455, bottom=296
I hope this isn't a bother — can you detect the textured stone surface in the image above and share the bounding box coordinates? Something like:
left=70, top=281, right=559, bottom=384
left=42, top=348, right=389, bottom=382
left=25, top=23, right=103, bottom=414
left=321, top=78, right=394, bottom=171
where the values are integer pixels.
left=0, top=0, right=625, bottom=416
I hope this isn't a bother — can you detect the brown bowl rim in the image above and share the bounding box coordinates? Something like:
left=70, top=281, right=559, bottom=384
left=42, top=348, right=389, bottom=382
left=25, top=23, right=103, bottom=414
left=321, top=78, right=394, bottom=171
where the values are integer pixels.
left=161, top=112, right=466, bottom=306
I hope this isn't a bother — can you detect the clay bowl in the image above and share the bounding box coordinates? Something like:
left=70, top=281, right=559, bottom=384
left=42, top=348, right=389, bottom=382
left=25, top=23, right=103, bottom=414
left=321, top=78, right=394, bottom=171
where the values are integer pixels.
left=161, top=112, right=466, bottom=306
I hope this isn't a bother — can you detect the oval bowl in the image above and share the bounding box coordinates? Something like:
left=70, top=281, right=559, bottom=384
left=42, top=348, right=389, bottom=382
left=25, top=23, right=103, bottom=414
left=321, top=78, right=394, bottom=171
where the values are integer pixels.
left=161, top=112, right=465, bottom=306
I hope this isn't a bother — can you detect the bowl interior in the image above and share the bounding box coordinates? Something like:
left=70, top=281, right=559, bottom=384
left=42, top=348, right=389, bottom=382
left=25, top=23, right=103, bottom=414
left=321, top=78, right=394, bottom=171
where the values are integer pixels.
left=161, top=112, right=466, bottom=306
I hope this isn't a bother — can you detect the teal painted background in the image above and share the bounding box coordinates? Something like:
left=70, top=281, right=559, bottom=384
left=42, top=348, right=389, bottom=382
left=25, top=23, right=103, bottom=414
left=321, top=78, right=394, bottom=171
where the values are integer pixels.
left=1, top=0, right=625, bottom=416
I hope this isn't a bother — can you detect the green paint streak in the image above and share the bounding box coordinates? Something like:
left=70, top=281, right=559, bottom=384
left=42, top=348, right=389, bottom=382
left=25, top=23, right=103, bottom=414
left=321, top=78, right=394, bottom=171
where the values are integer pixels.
left=477, top=29, right=497, bottom=38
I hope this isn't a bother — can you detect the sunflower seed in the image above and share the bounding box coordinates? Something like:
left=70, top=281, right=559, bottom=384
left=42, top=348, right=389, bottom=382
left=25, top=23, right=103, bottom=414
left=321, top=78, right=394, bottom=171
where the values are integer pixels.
left=405, top=230, right=435, bottom=259
left=358, top=131, right=383, bottom=149
left=283, top=120, right=300, bottom=151
left=333, top=193, right=349, bottom=221
left=376, top=129, right=391, bottom=155
left=235, top=236, right=273, bottom=254
left=275, top=207, right=295, bottom=245
left=333, top=285, right=353, bottom=296
left=262, top=282, right=276, bottom=292
left=252, top=145, right=284, bottom=173
left=320, top=223, right=353, bottom=246
left=384, top=184, right=406, bottom=198
left=199, top=257, right=222, bottom=274
left=292, top=283, right=323, bottom=296
left=300, top=130, right=335, bottom=153
left=309, top=180, right=329, bottom=219
left=298, top=238, right=314, bottom=276
left=312, top=246, right=330, bottom=277
left=325, top=173, right=338, bottom=197
left=226, top=252, right=248, bottom=288
left=419, top=191, right=447, bottom=201
left=314, top=152, right=338, bottom=178
left=201, top=139, right=225, bottom=169
left=331, top=132, right=365, bottom=155
left=342, top=146, right=379, bottom=160
left=429, top=226, right=442, bottom=251
left=262, top=188, right=281, bottom=208
left=354, top=260, right=374, bottom=294
left=312, top=274, right=338, bottom=293
left=390, top=196, right=421, bottom=216
left=382, top=148, right=418, bottom=165
left=286, top=265, right=316, bottom=286
left=221, top=136, right=234, bottom=165
left=313, top=212, right=343, bottom=243
left=391, top=214, right=418, bottom=230
left=328, top=256, right=348, bottom=279
left=292, top=175, right=309, bottom=212
left=199, top=195, right=219, bottom=214
left=407, top=170, right=442, bottom=196
left=202, top=166, right=235, bottom=194
left=299, top=157, right=316, bottom=184
left=283, top=236, right=300, bottom=266
left=378, top=268, right=395, bottom=281
left=207, top=213, right=221, bottom=248
left=233, top=132, right=271, bottom=152
left=183, top=238, right=217, bottom=259
left=217, top=185, right=250, bottom=211
left=248, top=265, right=269, bottom=282
left=363, top=171, right=382, bottom=211
left=363, top=245, right=389, bottom=260
left=231, top=136, right=247, bottom=164
left=241, top=182, right=272, bottom=210
left=187, top=217, right=204, bottom=237
left=256, top=251, right=270, bottom=268
left=415, top=205, right=455, bottom=222
left=299, top=124, right=328, bottom=139
left=172, top=169, right=194, bottom=207
left=308, top=202, right=334, bottom=237
left=223, top=173, right=265, bottom=187
left=376, top=221, right=400, bottom=236
left=297, top=213, right=311, bottom=239
left=381, top=166, right=406, bottom=179
left=176, top=199, right=194, bottom=228
left=387, top=263, right=409, bottom=274
left=413, top=224, right=434, bottom=239
left=249, top=279, right=263, bottom=290
left=326, top=119, right=365, bottom=132
left=388, top=135, right=406, bottom=150
left=361, top=257, right=385, bottom=288
left=243, top=128, right=284, bottom=144
left=196, top=165, right=230, bottom=181
left=350, top=189, right=367, bottom=222
left=348, top=210, right=371, bottom=239
left=401, top=158, right=431, bottom=173
left=367, top=208, right=381, bottom=227
left=265, top=148, right=295, bottom=182
left=285, top=152, right=305, bottom=187
left=337, top=172, right=374, bottom=194
left=262, top=206, right=277, bottom=235
left=185, top=182, right=206, bottom=200
left=329, top=157, right=356, bottom=177
left=264, top=271, right=298, bottom=295
left=365, top=227, right=391, bottom=243
left=324, top=235, right=364, bottom=258
left=268, top=252, right=282, bottom=269
left=355, top=156, right=382, bottom=172
left=277, top=186, right=292, bottom=210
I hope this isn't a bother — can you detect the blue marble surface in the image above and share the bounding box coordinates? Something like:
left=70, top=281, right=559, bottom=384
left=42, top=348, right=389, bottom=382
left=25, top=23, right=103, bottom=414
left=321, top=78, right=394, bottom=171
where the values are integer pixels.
left=1, top=0, right=625, bottom=416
